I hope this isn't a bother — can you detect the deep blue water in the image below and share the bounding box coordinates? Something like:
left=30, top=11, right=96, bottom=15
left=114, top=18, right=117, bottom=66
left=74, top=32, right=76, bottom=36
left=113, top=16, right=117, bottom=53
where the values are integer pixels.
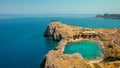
left=64, top=40, right=104, bottom=60
left=0, top=14, right=120, bottom=68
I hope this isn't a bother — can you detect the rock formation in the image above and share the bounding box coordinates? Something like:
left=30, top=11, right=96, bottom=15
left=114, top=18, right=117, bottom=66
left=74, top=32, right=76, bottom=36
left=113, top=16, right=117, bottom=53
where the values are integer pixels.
left=41, top=22, right=120, bottom=68
left=96, top=14, right=120, bottom=19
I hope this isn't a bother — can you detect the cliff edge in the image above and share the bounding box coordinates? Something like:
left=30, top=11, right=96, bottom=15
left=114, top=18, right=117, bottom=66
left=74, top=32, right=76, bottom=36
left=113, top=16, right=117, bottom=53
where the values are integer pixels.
left=41, top=22, right=120, bottom=68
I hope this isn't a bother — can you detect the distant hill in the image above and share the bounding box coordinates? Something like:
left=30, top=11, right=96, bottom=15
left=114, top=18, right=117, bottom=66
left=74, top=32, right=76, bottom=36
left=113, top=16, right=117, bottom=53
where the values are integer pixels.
left=96, top=14, right=120, bottom=19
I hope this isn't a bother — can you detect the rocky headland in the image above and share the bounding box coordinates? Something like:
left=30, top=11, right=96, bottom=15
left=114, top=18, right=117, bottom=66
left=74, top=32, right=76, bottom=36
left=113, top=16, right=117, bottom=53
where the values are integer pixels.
left=96, top=14, right=120, bottom=19
left=41, top=22, right=120, bottom=68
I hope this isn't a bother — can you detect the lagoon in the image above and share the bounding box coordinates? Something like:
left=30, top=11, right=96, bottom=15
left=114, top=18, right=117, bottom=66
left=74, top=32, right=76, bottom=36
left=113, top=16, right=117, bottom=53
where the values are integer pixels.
left=64, top=40, right=104, bottom=60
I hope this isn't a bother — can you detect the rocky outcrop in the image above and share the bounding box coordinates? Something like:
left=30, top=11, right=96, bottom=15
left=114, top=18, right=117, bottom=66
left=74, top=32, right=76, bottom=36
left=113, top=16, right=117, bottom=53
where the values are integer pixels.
left=40, top=50, right=94, bottom=68
left=96, top=14, right=120, bottom=19
left=55, top=40, right=68, bottom=52
left=41, top=50, right=120, bottom=68
left=41, top=22, right=120, bottom=68
left=44, top=22, right=63, bottom=41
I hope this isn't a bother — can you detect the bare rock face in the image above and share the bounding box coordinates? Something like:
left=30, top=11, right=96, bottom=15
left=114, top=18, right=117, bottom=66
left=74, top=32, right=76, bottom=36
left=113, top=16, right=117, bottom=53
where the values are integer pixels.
left=41, top=50, right=120, bottom=68
left=44, top=22, right=63, bottom=41
left=40, top=50, right=92, bottom=68
left=42, top=22, right=120, bottom=68
left=44, top=22, right=83, bottom=41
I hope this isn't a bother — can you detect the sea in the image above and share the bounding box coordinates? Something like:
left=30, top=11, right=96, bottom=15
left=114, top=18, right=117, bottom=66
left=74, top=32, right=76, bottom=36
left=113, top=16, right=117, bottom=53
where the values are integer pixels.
left=0, top=14, right=120, bottom=68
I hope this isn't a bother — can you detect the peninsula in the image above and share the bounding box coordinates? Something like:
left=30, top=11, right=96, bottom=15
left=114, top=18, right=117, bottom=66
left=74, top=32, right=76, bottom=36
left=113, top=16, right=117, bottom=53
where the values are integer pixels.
left=41, top=22, right=120, bottom=68
left=96, top=14, right=120, bottom=19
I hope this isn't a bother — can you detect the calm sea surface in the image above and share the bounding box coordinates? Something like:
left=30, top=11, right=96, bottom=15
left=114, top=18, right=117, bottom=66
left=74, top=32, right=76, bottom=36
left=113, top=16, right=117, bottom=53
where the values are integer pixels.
left=64, top=40, right=104, bottom=60
left=0, top=14, right=120, bottom=68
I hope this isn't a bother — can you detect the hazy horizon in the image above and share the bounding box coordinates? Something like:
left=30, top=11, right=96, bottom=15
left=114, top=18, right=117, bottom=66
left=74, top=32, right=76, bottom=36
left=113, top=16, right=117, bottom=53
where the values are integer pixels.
left=0, top=0, right=120, bottom=14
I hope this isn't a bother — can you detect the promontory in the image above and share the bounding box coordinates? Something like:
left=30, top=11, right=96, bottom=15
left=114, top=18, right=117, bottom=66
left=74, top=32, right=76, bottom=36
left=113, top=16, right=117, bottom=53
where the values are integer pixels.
left=96, top=14, right=120, bottom=19
left=41, top=22, right=120, bottom=68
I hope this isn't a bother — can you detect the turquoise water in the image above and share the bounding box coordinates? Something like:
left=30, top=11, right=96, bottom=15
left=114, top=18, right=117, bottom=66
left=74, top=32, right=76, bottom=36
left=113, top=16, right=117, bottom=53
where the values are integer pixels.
left=64, top=40, right=104, bottom=60
left=0, top=14, right=119, bottom=68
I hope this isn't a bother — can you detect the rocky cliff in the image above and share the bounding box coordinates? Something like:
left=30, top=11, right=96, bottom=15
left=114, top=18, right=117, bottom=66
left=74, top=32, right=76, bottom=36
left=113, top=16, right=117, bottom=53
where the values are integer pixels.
left=41, top=22, right=120, bottom=68
left=96, top=14, right=120, bottom=19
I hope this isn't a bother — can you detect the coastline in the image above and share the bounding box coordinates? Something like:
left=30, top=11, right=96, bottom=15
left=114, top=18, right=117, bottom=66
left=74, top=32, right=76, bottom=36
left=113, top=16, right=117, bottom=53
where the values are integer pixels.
left=61, top=39, right=105, bottom=63
left=41, top=22, right=120, bottom=68
left=89, top=58, right=104, bottom=63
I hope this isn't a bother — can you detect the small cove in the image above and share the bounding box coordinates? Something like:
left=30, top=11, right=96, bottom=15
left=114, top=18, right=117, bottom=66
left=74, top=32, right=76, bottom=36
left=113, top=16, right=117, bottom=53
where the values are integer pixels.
left=64, top=40, right=104, bottom=60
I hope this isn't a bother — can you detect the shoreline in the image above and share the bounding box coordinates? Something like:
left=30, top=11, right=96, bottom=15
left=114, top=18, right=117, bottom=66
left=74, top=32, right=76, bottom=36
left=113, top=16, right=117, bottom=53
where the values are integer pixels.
left=41, top=22, right=120, bottom=68
left=63, top=39, right=105, bottom=63
left=89, top=58, right=104, bottom=63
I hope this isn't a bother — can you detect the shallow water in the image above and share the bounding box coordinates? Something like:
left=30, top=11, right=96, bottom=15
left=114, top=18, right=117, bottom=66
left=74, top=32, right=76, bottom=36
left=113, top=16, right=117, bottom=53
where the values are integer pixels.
left=64, top=40, right=104, bottom=60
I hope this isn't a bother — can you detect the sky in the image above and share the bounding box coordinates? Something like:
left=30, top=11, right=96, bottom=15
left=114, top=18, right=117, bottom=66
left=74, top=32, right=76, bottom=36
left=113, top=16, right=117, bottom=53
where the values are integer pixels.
left=0, top=0, right=120, bottom=14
